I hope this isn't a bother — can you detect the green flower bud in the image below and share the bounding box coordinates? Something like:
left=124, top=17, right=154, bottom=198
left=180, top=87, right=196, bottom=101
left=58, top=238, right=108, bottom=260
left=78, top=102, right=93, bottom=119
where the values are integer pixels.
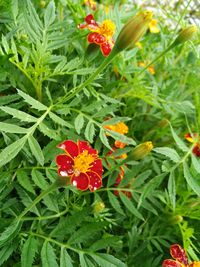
left=114, top=11, right=153, bottom=52
left=93, top=201, right=105, bottom=214
left=130, top=141, right=153, bottom=160
left=173, top=25, right=197, bottom=46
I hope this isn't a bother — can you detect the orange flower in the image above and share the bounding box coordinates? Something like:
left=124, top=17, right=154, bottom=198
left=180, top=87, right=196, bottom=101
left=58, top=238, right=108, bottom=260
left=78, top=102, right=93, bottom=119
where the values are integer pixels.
left=78, top=14, right=115, bottom=56
left=185, top=133, right=200, bottom=157
left=104, top=121, right=129, bottom=148
left=162, top=244, right=200, bottom=267
left=138, top=61, right=156, bottom=75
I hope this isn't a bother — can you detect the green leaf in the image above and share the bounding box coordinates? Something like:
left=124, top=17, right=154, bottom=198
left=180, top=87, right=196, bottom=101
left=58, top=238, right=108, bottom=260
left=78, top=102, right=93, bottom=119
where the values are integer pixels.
left=170, top=125, right=188, bottom=152
left=102, top=117, right=130, bottom=126
left=39, top=122, right=59, bottom=140
left=91, top=253, right=126, bottom=267
left=108, top=191, right=125, bottom=215
left=17, top=89, right=47, bottom=111
left=191, top=155, right=200, bottom=173
left=0, top=242, right=17, bottom=265
left=31, top=169, right=49, bottom=190
left=44, top=0, right=56, bottom=28
left=0, top=220, right=22, bottom=247
left=0, top=137, right=27, bottom=168
left=168, top=171, right=176, bottom=210
left=49, top=112, right=72, bottom=128
left=79, top=253, right=89, bottom=267
left=183, top=162, right=200, bottom=196
left=41, top=241, right=59, bottom=267
left=1, top=35, right=9, bottom=54
left=60, top=247, right=73, bottom=267
left=106, top=129, right=136, bottom=145
left=0, top=122, right=27, bottom=133
left=0, top=106, right=37, bottom=122
left=21, top=236, right=38, bottom=267
left=28, top=135, right=44, bottom=166
left=11, top=0, right=18, bottom=20
left=84, top=121, right=95, bottom=143
left=17, top=170, right=35, bottom=194
left=74, top=113, right=84, bottom=134
left=153, top=147, right=181, bottom=163
left=99, top=129, right=112, bottom=149
left=119, top=192, right=144, bottom=220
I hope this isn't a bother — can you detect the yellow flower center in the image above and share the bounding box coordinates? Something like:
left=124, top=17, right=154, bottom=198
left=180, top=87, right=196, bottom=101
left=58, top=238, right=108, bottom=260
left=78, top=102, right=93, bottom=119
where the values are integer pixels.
left=73, top=150, right=96, bottom=176
left=190, top=262, right=200, bottom=267
left=98, top=19, right=115, bottom=38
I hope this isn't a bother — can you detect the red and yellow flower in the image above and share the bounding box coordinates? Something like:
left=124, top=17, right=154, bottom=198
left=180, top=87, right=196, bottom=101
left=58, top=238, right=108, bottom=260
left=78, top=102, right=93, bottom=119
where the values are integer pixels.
left=104, top=121, right=129, bottom=148
left=83, top=0, right=97, bottom=10
left=77, top=14, right=115, bottom=56
left=56, top=140, right=103, bottom=191
left=162, top=244, right=200, bottom=267
left=185, top=133, right=200, bottom=157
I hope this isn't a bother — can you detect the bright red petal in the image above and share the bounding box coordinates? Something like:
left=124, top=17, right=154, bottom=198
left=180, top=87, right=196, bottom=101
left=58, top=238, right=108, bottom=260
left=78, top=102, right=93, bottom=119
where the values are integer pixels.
left=88, top=32, right=98, bottom=43
left=193, top=144, right=200, bottom=157
left=94, top=34, right=106, bottom=44
left=90, top=159, right=103, bottom=176
left=56, top=154, right=73, bottom=167
left=87, top=171, right=102, bottom=191
left=78, top=140, right=97, bottom=155
left=162, top=260, right=183, bottom=267
left=100, top=42, right=112, bottom=57
left=170, top=244, right=188, bottom=265
left=85, top=14, right=98, bottom=26
left=58, top=166, right=73, bottom=177
left=57, top=140, right=78, bottom=158
left=71, top=173, right=89, bottom=191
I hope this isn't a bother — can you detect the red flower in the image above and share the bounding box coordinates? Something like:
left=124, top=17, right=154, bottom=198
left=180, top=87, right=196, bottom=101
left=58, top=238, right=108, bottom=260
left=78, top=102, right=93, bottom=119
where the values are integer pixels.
left=162, top=244, right=192, bottom=267
left=185, top=133, right=200, bottom=157
left=78, top=14, right=115, bottom=56
left=56, top=140, right=103, bottom=191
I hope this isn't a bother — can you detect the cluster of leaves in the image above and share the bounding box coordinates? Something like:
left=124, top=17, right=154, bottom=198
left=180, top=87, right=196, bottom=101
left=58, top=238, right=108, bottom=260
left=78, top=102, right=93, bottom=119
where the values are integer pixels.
left=0, top=0, right=199, bottom=266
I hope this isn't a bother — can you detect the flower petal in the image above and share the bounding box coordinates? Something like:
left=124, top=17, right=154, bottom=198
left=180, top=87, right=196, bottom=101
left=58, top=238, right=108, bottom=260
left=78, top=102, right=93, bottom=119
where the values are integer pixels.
left=162, top=259, right=184, bottom=267
left=87, top=171, right=102, bottom=191
left=57, top=140, right=78, bottom=158
left=170, top=244, right=188, bottom=266
left=71, top=173, right=89, bottom=191
left=58, top=166, right=73, bottom=177
left=78, top=140, right=97, bottom=155
left=56, top=154, right=73, bottom=167
left=100, top=42, right=113, bottom=56
left=193, top=145, right=200, bottom=157
left=90, top=159, right=103, bottom=176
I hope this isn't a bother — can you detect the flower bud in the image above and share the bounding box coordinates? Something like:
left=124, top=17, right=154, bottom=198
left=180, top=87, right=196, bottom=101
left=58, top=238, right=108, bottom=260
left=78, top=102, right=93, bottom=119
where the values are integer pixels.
left=130, top=141, right=153, bottom=160
left=173, top=25, right=197, bottom=46
left=93, top=201, right=105, bottom=213
left=114, top=11, right=153, bottom=52
left=168, top=215, right=183, bottom=225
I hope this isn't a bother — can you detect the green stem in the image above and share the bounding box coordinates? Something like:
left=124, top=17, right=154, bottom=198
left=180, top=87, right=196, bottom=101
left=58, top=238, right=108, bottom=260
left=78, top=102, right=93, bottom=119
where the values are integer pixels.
left=18, top=182, right=59, bottom=220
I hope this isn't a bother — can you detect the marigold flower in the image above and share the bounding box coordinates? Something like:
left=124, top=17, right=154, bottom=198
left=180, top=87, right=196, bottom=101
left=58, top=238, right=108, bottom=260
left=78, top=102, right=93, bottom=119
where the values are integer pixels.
left=185, top=133, right=200, bottom=157
left=104, top=121, right=129, bottom=148
left=173, top=25, right=197, bottom=46
left=138, top=61, right=155, bottom=75
left=78, top=14, right=115, bottom=56
left=84, top=0, right=97, bottom=10
left=149, top=19, right=160, bottom=33
left=56, top=140, right=103, bottom=191
left=162, top=244, right=200, bottom=267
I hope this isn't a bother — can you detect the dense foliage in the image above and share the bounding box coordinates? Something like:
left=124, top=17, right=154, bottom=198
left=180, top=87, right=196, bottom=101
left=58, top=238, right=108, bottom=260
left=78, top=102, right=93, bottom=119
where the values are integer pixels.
left=0, top=0, right=199, bottom=266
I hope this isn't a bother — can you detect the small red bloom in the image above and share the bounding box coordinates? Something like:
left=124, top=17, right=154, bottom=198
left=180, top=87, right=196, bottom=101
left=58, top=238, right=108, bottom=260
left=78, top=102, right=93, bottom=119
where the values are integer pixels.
left=185, top=133, right=200, bottom=157
left=162, top=244, right=199, bottom=267
left=78, top=14, right=115, bottom=56
left=56, top=140, right=103, bottom=191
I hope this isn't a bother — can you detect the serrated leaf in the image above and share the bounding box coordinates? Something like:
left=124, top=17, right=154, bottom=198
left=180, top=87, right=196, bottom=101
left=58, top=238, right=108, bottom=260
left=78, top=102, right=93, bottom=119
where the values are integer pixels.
left=41, top=242, right=59, bottom=267
left=60, top=248, right=73, bottom=267
left=44, top=1, right=55, bottom=28
left=0, top=122, right=27, bottom=133
left=91, top=253, right=126, bottom=267
left=191, top=155, right=200, bottom=173
left=2, top=35, right=9, bottom=54
left=31, top=169, right=49, bottom=190
left=74, top=113, right=84, bottom=134
left=102, top=117, right=130, bottom=126
left=0, top=136, right=27, bottom=168
left=0, top=242, right=17, bottom=266
left=49, top=112, right=72, bottom=128
left=28, top=135, right=44, bottom=166
left=11, top=0, right=18, bottom=20
left=106, top=129, right=136, bottom=145
left=21, top=236, right=38, bottom=267
left=119, top=192, right=144, bottom=220
left=84, top=121, right=95, bottom=143
left=153, top=147, right=181, bottom=163
left=99, top=129, right=112, bottom=149
left=17, top=170, right=35, bottom=194
left=17, top=89, right=47, bottom=110
left=168, top=171, right=176, bottom=210
left=0, top=106, right=37, bottom=122
left=170, top=125, right=188, bottom=152
left=39, top=122, right=59, bottom=140
left=183, top=162, right=200, bottom=196
left=0, top=220, right=22, bottom=247
left=108, top=191, right=125, bottom=215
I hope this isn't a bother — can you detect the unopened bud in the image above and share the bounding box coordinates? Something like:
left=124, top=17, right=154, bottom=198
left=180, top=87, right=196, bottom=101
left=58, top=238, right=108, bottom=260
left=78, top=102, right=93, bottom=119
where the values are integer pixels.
left=130, top=141, right=153, bottom=160
left=93, top=201, right=105, bottom=213
left=115, top=11, right=153, bottom=52
left=173, top=25, right=197, bottom=46
left=157, top=118, right=169, bottom=128
left=169, top=215, right=183, bottom=224
left=39, top=1, right=46, bottom=8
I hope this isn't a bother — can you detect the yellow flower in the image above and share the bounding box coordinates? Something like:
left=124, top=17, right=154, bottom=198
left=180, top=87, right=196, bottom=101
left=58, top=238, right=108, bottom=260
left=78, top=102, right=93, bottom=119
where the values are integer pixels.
left=149, top=19, right=160, bottom=33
